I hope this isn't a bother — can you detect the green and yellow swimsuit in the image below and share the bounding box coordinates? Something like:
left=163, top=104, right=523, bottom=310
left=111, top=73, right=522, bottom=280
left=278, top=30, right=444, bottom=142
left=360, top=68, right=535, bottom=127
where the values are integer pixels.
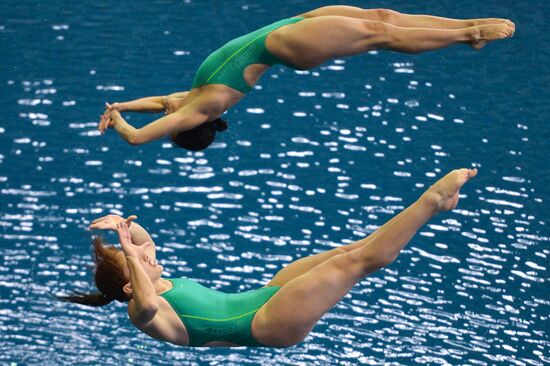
left=160, top=278, right=280, bottom=347
left=192, top=17, right=305, bottom=93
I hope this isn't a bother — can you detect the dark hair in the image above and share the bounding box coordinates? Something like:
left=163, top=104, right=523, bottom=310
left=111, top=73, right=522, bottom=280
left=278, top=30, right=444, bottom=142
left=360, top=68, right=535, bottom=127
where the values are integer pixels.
left=59, top=237, right=129, bottom=307
left=171, top=118, right=228, bottom=151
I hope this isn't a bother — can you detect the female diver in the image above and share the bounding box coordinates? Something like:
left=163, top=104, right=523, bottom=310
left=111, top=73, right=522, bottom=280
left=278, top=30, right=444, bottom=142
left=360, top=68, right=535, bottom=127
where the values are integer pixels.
left=63, top=168, right=477, bottom=347
left=98, top=6, right=514, bottom=151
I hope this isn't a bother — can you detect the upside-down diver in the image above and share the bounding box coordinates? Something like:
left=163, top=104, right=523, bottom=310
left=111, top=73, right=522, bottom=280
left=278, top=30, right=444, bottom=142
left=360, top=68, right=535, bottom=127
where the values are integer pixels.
left=98, top=5, right=514, bottom=151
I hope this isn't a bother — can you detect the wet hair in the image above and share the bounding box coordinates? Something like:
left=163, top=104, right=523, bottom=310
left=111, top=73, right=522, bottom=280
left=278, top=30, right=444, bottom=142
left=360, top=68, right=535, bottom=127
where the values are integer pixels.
left=59, top=237, right=129, bottom=307
left=171, top=118, right=228, bottom=151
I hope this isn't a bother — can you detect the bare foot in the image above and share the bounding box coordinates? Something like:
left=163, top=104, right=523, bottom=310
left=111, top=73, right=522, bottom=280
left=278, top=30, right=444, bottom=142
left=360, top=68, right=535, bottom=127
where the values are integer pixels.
left=469, top=23, right=515, bottom=49
left=423, top=168, right=478, bottom=213
left=472, top=18, right=515, bottom=30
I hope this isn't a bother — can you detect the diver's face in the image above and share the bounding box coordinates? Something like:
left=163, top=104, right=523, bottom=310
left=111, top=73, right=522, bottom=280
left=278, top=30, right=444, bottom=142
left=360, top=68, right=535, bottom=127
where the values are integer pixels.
left=117, top=244, right=162, bottom=282
left=138, top=251, right=164, bottom=281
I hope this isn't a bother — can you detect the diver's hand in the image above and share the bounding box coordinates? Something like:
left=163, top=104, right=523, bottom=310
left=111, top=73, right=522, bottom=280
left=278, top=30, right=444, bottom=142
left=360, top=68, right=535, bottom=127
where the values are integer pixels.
left=99, top=108, right=114, bottom=133
left=98, top=103, right=124, bottom=133
left=89, top=214, right=137, bottom=231
left=106, top=102, right=124, bottom=111
left=117, top=222, right=151, bottom=258
left=108, top=108, right=123, bottom=124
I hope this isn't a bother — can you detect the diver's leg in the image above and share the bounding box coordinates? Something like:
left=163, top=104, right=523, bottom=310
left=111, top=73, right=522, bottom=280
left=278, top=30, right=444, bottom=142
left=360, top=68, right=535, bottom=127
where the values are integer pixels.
left=266, top=246, right=357, bottom=287
left=253, top=169, right=477, bottom=347
left=267, top=194, right=429, bottom=287
left=267, top=181, right=447, bottom=287
left=266, top=16, right=514, bottom=69
left=300, top=6, right=514, bottom=30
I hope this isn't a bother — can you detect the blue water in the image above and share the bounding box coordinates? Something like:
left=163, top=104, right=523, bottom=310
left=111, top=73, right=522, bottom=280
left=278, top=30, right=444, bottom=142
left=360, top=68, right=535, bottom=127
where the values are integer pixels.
left=1, top=0, right=548, bottom=365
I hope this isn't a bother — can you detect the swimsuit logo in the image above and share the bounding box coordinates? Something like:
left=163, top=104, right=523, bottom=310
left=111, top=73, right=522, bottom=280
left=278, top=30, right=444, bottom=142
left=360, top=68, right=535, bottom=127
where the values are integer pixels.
left=202, top=319, right=245, bottom=337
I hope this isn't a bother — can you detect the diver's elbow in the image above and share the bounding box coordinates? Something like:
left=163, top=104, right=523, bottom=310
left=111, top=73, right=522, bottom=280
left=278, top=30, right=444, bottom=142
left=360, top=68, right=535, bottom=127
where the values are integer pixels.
left=127, top=131, right=144, bottom=146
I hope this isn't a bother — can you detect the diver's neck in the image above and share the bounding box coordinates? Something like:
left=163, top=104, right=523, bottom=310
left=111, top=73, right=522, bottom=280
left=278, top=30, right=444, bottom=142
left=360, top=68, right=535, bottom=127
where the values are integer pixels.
left=155, top=278, right=174, bottom=295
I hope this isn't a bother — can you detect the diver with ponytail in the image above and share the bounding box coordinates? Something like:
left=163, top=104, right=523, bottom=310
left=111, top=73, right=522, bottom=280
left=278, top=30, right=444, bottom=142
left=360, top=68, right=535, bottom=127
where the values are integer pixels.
left=61, top=169, right=478, bottom=347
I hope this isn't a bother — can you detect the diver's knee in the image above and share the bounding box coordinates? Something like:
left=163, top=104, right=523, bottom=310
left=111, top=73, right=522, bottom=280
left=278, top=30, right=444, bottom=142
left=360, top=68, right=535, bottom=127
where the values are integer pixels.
left=371, top=8, right=401, bottom=23
left=360, top=20, right=393, bottom=47
left=346, top=249, right=395, bottom=276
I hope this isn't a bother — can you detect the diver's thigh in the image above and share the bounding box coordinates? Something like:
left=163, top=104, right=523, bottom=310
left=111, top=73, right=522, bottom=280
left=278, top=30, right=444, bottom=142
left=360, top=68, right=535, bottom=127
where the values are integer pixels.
left=252, top=252, right=366, bottom=346
left=266, top=16, right=372, bottom=69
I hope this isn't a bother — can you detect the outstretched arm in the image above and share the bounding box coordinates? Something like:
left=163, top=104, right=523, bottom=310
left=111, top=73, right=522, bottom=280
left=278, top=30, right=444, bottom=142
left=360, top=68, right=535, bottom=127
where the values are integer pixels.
left=110, top=97, right=165, bottom=113
left=104, top=103, right=210, bottom=145
left=104, top=91, right=190, bottom=114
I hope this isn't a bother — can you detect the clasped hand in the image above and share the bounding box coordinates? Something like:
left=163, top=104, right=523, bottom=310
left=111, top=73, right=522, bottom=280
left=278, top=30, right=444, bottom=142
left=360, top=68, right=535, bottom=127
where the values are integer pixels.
left=89, top=214, right=137, bottom=231
left=89, top=214, right=150, bottom=259
left=98, top=102, right=123, bottom=134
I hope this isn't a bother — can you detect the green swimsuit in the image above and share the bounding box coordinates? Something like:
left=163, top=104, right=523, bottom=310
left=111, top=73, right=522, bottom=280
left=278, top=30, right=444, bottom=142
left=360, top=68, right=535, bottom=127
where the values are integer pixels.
left=167, top=19, right=301, bottom=345
left=192, top=17, right=305, bottom=93
left=160, top=278, right=280, bottom=347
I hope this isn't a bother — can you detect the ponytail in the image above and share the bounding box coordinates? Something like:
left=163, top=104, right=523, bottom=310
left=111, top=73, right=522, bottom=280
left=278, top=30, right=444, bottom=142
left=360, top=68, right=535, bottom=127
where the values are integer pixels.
left=59, top=237, right=130, bottom=307
left=58, top=291, right=114, bottom=307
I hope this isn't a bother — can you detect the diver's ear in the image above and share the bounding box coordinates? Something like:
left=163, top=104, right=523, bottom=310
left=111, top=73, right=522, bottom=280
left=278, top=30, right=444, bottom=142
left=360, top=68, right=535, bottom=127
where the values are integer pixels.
left=123, top=282, right=133, bottom=296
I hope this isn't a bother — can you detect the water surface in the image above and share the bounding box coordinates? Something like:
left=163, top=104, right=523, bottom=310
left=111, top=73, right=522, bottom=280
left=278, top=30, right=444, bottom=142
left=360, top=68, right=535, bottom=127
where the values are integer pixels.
left=0, top=0, right=548, bottom=365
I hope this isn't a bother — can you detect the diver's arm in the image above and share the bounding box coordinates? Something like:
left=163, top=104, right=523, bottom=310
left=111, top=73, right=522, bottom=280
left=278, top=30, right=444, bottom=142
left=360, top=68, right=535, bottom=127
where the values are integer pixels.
left=110, top=104, right=209, bottom=145
left=113, top=97, right=166, bottom=113
left=117, top=223, right=159, bottom=321
left=128, top=222, right=155, bottom=247
left=126, top=256, right=159, bottom=321
left=127, top=221, right=158, bottom=261
left=110, top=91, right=189, bottom=113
